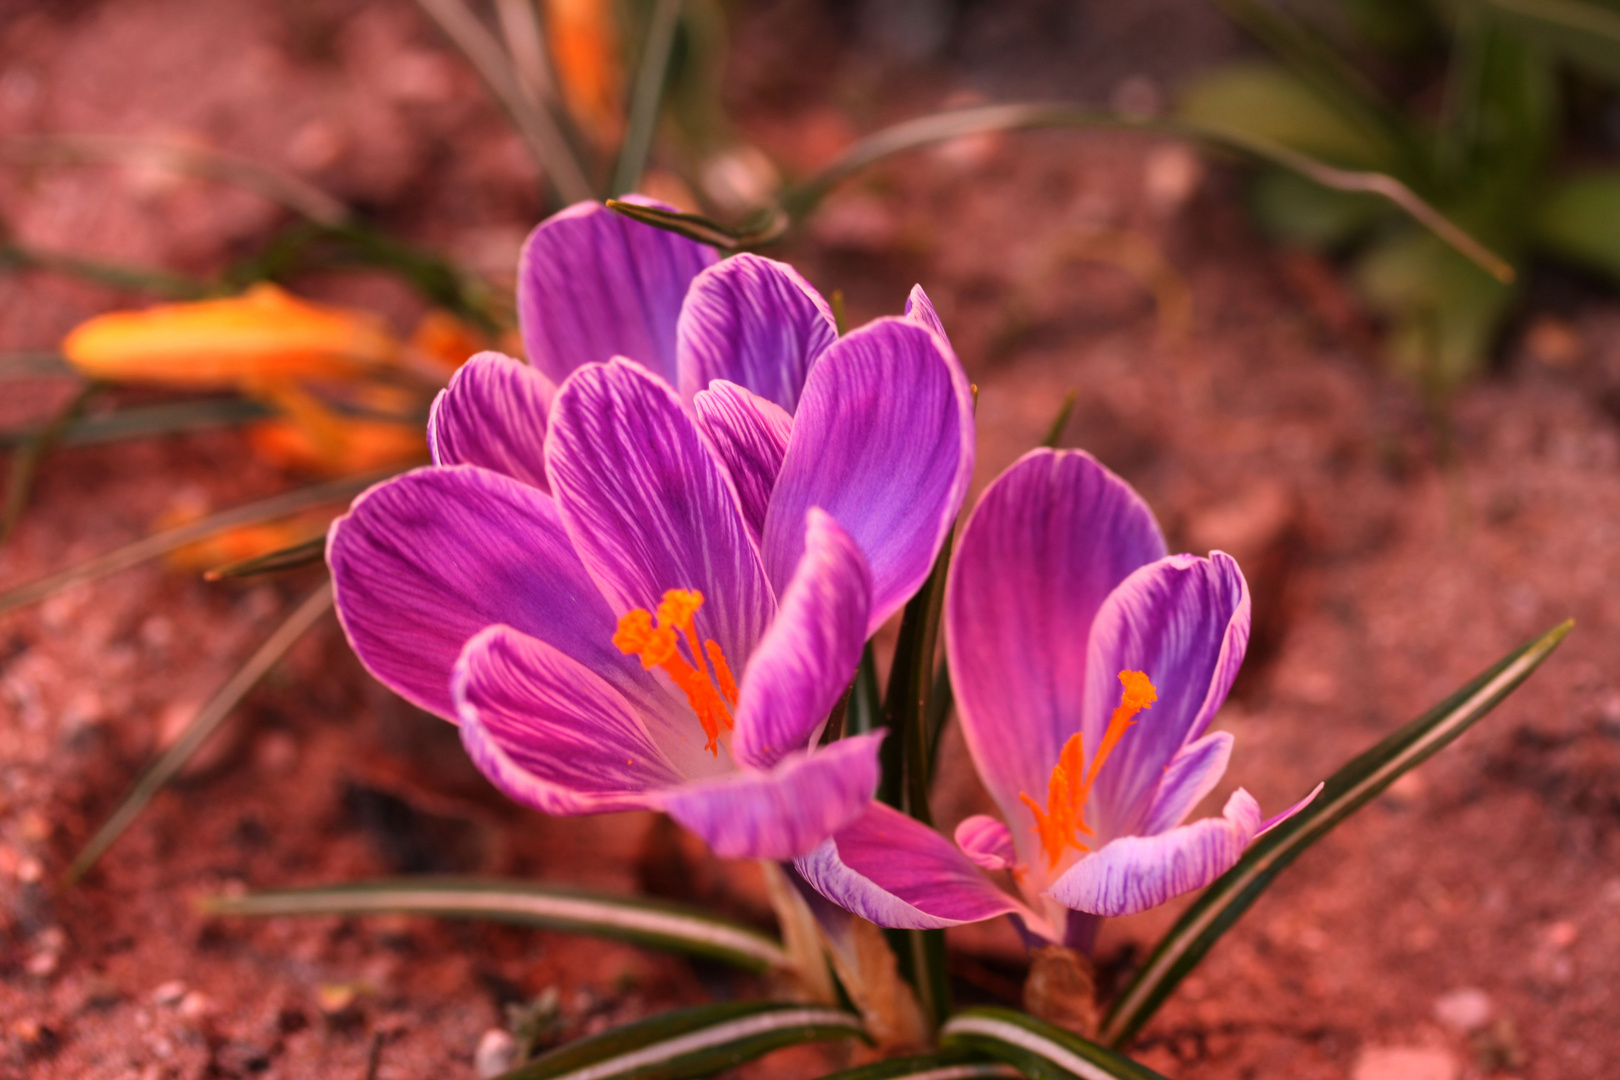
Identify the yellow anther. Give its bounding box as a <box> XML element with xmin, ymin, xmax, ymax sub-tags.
<box><xmin>1019</xmin><ymin>670</ymin><xmax>1158</xmax><ymax>869</ymax></box>
<box><xmin>612</xmin><ymin>591</ymin><xmax>737</xmax><ymax>756</ymax></box>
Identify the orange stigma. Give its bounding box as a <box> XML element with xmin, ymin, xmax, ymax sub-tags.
<box><xmin>612</xmin><ymin>589</ymin><xmax>737</xmax><ymax>755</ymax></box>
<box><xmin>1019</xmin><ymin>670</ymin><xmax>1157</xmax><ymax>869</ymax></box>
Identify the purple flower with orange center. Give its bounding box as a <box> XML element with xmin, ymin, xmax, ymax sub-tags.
<box><xmin>797</xmin><ymin>449</ymin><xmax>1319</xmax><ymax>946</ymax></box>
<box><xmin>327</xmin><ymin>200</ymin><xmax>975</xmax><ymax>860</ymax></box>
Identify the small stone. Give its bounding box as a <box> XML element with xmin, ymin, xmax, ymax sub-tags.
<box><xmin>474</xmin><ymin>1028</ymin><xmax>518</xmax><ymax>1079</ymax></box>
<box><xmin>152</xmin><ymin>980</ymin><xmax>187</xmax><ymax>1007</ymax></box>
<box><xmin>16</xmin><ymin>855</ymin><xmax>43</xmax><ymax>883</ymax></box>
<box><xmin>25</xmin><ymin>949</ymin><xmax>59</xmax><ymax>977</ymax></box>
<box><xmin>316</xmin><ymin>983</ymin><xmax>361</xmax><ymax>1015</ymax></box>
<box><xmin>1433</xmin><ymin>987</ymin><xmax>1492</xmax><ymax>1033</ymax></box>
<box><xmin>177</xmin><ymin>991</ymin><xmax>213</xmax><ymax>1021</ymax></box>
<box><xmin>1143</xmin><ymin>144</ymin><xmax>1202</xmax><ymax>214</ymax></box>
<box><xmin>1525</xmin><ymin>317</ymin><xmax>1583</xmax><ymax>368</ymax></box>
<box><xmin>1544</xmin><ymin>921</ymin><xmax>1578</xmax><ymax>948</ymax></box>
<box><xmin>1352</xmin><ymin>1046</ymin><xmax>1458</xmax><ymax>1080</ymax></box>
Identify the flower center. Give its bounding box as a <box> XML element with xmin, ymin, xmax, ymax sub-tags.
<box><xmin>612</xmin><ymin>589</ymin><xmax>739</xmax><ymax>756</ymax></box>
<box><xmin>1019</xmin><ymin>670</ymin><xmax>1158</xmax><ymax>869</ymax></box>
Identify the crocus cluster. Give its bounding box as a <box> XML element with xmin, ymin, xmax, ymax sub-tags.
<box><xmin>330</xmin><ymin>197</ymin><xmax>1314</xmax><ymax>944</ymax></box>
<box><xmin>328</xmin><ymin>199</ymin><xmax>974</xmax><ymax>860</ymax></box>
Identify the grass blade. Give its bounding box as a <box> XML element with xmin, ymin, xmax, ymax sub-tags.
<box><xmin>0</xmin><ymin>397</ymin><xmax>274</xmax><ymax>449</ymax></box>
<box><xmin>610</xmin><ymin>0</ymin><xmax>683</xmax><ymax>197</ymax></box>
<box><xmin>1099</xmin><ymin>619</ymin><xmax>1574</xmax><ymax>1047</ymax></box>
<box><xmin>777</xmin><ymin>104</ymin><xmax>1512</xmax><ymax>282</ymax></box>
<box><xmin>604</xmin><ymin>199</ymin><xmax>788</xmax><ymax>250</ymax></box>
<box><xmin>0</xmin><ymin>133</ymin><xmax>349</xmax><ymax>226</ymax></box>
<box><xmin>942</xmin><ymin>1007</ymin><xmax>1168</xmax><ymax>1080</ymax></box>
<box><xmin>815</xmin><ymin>1048</ymin><xmax>1019</xmax><ymax>1080</ymax></box>
<box><xmin>1040</xmin><ymin>390</ymin><xmax>1079</xmax><ymax>449</ymax></box>
<box><xmin>65</xmin><ymin>581</ymin><xmax>334</xmax><ymax>882</ymax></box>
<box><xmin>494</xmin><ymin>1000</ymin><xmax>864</xmax><ymax>1080</ymax></box>
<box><xmin>202</xmin><ymin>877</ymin><xmax>791</xmax><ymax>971</ymax></box>
<box><xmin>0</xmin><ymin>469</ymin><xmax>388</xmax><ymax>618</ymax></box>
<box><xmin>876</xmin><ymin>530</ymin><xmax>958</xmax><ymax>1030</ymax></box>
<box><xmin>0</xmin><ymin>351</ymin><xmax>76</xmax><ymax>379</ymax></box>
<box><xmin>1</xmin><ymin>382</ymin><xmax>99</xmax><ymax>546</ymax></box>
<box><xmin>205</xmin><ymin>536</ymin><xmax>327</xmax><ymax>580</ymax></box>
<box><xmin>412</xmin><ymin>0</ymin><xmax>594</xmax><ymax>203</ymax></box>
<box><xmin>0</xmin><ymin>242</ymin><xmax>211</xmax><ymax>298</ymax></box>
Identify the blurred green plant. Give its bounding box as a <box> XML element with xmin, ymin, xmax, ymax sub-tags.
<box><xmin>1180</xmin><ymin>0</ymin><xmax>1620</xmax><ymax>395</ymax></box>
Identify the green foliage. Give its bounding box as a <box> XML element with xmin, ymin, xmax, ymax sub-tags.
<box><xmin>492</xmin><ymin>1001</ymin><xmax>865</xmax><ymax>1080</ymax></box>
<box><xmin>941</xmin><ymin>1008</ymin><xmax>1169</xmax><ymax>1080</ymax></box>
<box><xmin>1181</xmin><ymin>0</ymin><xmax>1620</xmax><ymax>394</ymax></box>
<box><xmin>204</xmin><ymin>878</ymin><xmax>792</xmax><ymax>972</ymax></box>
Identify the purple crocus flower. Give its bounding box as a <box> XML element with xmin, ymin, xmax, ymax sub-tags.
<box><xmin>327</xmin><ymin>200</ymin><xmax>975</xmax><ymax>861</ymax></box>
<box><xmin>797</xmin><ymin>449</ymin><xmax>1318</xmax><ymax>946</ymax></box>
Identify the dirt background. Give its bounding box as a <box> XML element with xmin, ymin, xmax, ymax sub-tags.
<box><xmin>1</xmin><ymin>1</ymin><xmax>1618</xmax><ymax>1078</ymax></box>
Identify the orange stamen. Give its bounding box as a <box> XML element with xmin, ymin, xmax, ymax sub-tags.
<box><xmin>613</xmin><ymin>590</ymin><xmax>737</xmax><ymax>755</ymax></box>
<box><xmin>705</xmin><ymin>640</ymin><xmax>739</xmax><ymax>705</ymax></box>
<box><xmin>1019</xmin><ymin>670</ymin><xmax>1158</xmax><ymax>869</ymax></box>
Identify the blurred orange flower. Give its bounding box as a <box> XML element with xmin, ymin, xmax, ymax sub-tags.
<box><xmin>546</xmin><ymin>0</ymin><xmax>624</xmax><ymax>149</ymax></box>
<box><xmin>61</xmin><ymin>283</ymin><xmax>400</xmax><ymax>388</ymax></box>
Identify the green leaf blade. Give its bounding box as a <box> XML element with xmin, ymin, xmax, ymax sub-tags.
<box><xmin>1100</xmin><ymin>619</ymin><xmax>1573</xmax><ymax>1047</ymax></box>
<box><xmin>815</xmin><ymin>1048</ymin><xmax>1019</xmax><ymax>1080</ymax></box>
<box><xmin>941</xmin><ymin>1007</ymin><xmax>1169</xmax><ymax>1080</ymax></box>
<box><xmin>495</xmin><ymin>1000</ymin><xmax>865</xmax><ymax>1080</ymax></box>
<box><xmin>203</xmin><ymin>878</ymin><xmax>792</xmax><ymax>972</ymax></box>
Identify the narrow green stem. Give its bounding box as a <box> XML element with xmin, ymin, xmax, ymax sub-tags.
<box><xmin>611</xmin><ymin>0</ymin><xmax>683</xmax><ymax>197</ymax></box>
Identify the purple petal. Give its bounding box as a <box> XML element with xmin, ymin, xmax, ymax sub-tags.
<box><xmin>454</xmin><ymin>625</ymin><xmax>689</xmax><ymax>813</ymax></box>
<box><xmin>763</xmin><ymin>317</ymin><xmax>974</xmax><ymax>632</ymax></box>
<box><xmin>733</xmin><ymin>509</ymin><xmax>871</xmax><ymax>769</ymax></box>
<box><xmin>796</xmin><ymin>801</ymin><xmax>1044</xmax><ymax>933</ymax></box>
<box><xmin>546</xmin><ymin>358</ymin><xmax>775</xmax><ymax>668</ymax></box>
<box><xmin>428</xmin><ymin>351</ymin><xmax>554</xmax><ymax>490</ymax></box>
<box><xmin>660</xmin><ymin>733</ymin><xmax>884</xmax><ymax>859</ymax></box>
<box><xmin>692</xmin><ymin>380</ymin><xmax>792</xmax><ymax>541</ymax></box>
<box><xmin>904</xmin><ymin>284</ymin><xmax>947</xmax><ymax>340</ymax></box>
<box><xmin>954</xmin><ymin>815</ymin><xmax>1017</xmax><ymax>872</ymax></box>
<box><xmin>1260</xmin><ymin>781</ymin><xmax>1323</xmax><ymax>835</ymax></box>
<box><xmin>676</xmin><ymin>253</ymin><xmax>837</xmax><ymax>412</ymax></box>
<box><xmin>1084</xmin><ymin>552</ymin><xmax>1250</xmax><ymax>840</ymax></box>
<box><xmin>517</xmin><ymin>199</ymin><xmax>716</xmax><ymax>387</ymax></box>
<box><xmin>1140</xmin><ymin>731</ymin><xmax>1234</xmax><ymax>836</ymax></box>
<box><xmin>328</xmin><ymin>466</ymin><xmax>655</xmax><ymax>721</ymax></box>
<box><xmin>1045</xmin><ymin>789</ymin><xmax>1262</xmax><ymax>917</ymax></box>
<box><xmin>944</xmin><ymin>449</ymin><xmax>1167</xmax><ymax>856</ymax></box>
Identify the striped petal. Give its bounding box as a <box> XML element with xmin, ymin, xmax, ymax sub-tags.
<box><xmin>692</xmin><ymin>380</ymin><xmax>791</xmax><ymax>541</ymax></box>
<box><xmin>661</xmin><ymin>734</ymin><xmax>885</xmax><ymax>860</ymax></box>
<box><xmin>546</xmin><ymin>358</ymin><xmax>775</xmax><ymax>669</ymax></box>
<box><xmin>327</xmin><ymin>466</ymin><xmax>659</xmax><ymax>721</ymax></box>
<box><xmin>1045</xmin><ymin>789</ymin><xmax>1262</xmax><ymax>917</ymax></box>
<box><xmin>517</xmin><ymin>199</ymin><xmax>716</xmax><ymax>387</ymax></box>
<box><xmin>454</xmin><ymin>625</ymin><xmax>691</xmax><ymax>812</ymax></box>
<box><xmin>763</xmin><ymin>318</ymin><xmax>974</xmax><ymax>633</ymax></box>
<box><xmin>796</xmin><ymin>802</ymin><xmax>1045</xmax><ymax>934</ymax></box>
<box><xmin>1083</xmin><ymin>552</ymin><xmax>1249</xmax><ymax>841</ymax></box>
<box><xmin>676</xmin><ymin>253</ymin><xmax>837</xmax><ymax>412</ymax></box>
<box><xmin>428</xmin><ymin>351</ymin><xmax>554</xmax><ymax>490</ymax></box>
<box><xmin>732</xmin><ymin>509</ymin><xmax>871</xmax><ymax>769</ymax></box>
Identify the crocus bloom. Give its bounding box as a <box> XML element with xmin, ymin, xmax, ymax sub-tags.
<box><xmin>798</xmin><ymin>449</ymin><xmax>1318</xmax><ymax>946</ymax></box>
<box><xmin>328</xmin><ymin>202</ymin><xmax>974</xmax><ymax>860</ymax></box>
<box><xmin>61</xmin><ymin>283</ymin><xmax>400</xmax><ymax>387</ymax></box>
